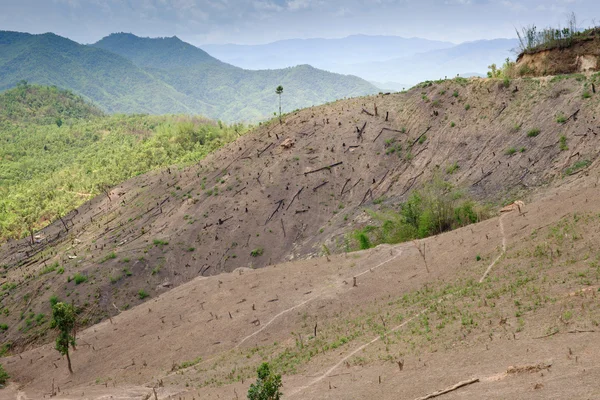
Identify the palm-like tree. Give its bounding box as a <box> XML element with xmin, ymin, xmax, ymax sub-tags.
<box><xmin>275</xmin><ymin>85</ymin><xmax>283</xmax><ymax>123</ymax></box>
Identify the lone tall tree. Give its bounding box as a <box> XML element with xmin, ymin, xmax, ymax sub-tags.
<box><xmin>51</xmin><ymin>302</ymin><xmax>76</xmax><ymax>374</ymax></box>
<box><xmin>275</xmin><ymin>85</ymin><xmax>283</xmax><ymax>123</ymax></box>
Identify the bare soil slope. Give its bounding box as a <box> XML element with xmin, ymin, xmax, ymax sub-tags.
<box><xmin>2</xmin><ymin>75</ymin><xmax>600</xmax><ymax>353</ymax></box>
<box><xmin>3</xmin><ymin>176</ymin><xmax>600</xmax><ymax>399</ymax></box>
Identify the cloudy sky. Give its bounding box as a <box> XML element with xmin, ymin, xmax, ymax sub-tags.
<box><xmin>1</xmin><ymin>0</ymin><xmax>599</xmax><ymax>45</ymax></box>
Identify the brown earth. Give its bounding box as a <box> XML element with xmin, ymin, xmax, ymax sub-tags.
<box><xmin>1</xmin><ymin>75</ymin><xmax>600</xmax><ymax>351</ymax></box>
<box><xmin>516</xmin><ymin>31</ymin><xmax>600</xmax><ymax>76</ymax></box>
<box><xmin>1</xmin><ymin>74</ymin><xmax>600</xmax><ymax>398</ymax></box>
<box><xmin>2</xmin><ymin>173</ymin><xmax>599</xmax><ymax>399</ymax></box>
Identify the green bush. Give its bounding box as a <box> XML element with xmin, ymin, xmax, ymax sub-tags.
<box><xmin>0</xmin><ymin>363</ymin><xmax>9</xmax><ymax>386</ymax></box>
<box><xmin>527</xmin><ymin>128</ymin><xmax>540</xmax><ymax>137</ymax></box>
<box><xmin>138</xmin><ymin>289</ymin><xmax>149</xmax><ymax>300</ymax></box>
<box><xmin>250</xmin><ymin>248</ymin><xmax>264</xmax><ymax>257</ymax></box>
<box><xmin>73</xmin><ymin>273</ymin><xmax>88</xmax><ymax>285</ymax></box>
<box><xmin>247</xmin><ymin>362</ymin><xmax>282</xmax><ymax>400</ymax></box>
<box><xmin>350</xmin><ymin>176</ymin><xmax>487</xmax><ymax>250</ymax></box>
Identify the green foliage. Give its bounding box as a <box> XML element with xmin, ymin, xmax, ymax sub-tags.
<box><xmin>51</xmin><ymin>302</ymin><xmax>76</xmax><ymax>373</ymax></box>
<box><xmin>138</xmin><ymin>289</ymin><xmax>149</xmax><ymax>299</ymax></box>
<box><xmin>582</xmin><ymin>91</ymin><xmax>592</xmax><ymax>99</ymax></box>
<box><xmin>559</xmin><ymin>135</ymin><xmax>568</xmax><ymax>151</ymax></box>
<box><xmin>73</xmin><ymin>273</ymin><xmax>87</xmax><ymax>285</ymax></box>
<box><xmin>505</xmin><ymin>148</ymin><xmax>517</xmax><ymax>156</ymax></box>
<box><xmin>527</xmin><ymin>128</ymin><xmax>540</xmax><ymax>137</ymax></box>
<box><xmin>556</xmin><ymin>114</ymin><xmax>567</xmax><ymax>123</ymax></box>
<box><xmin>250</xmin><ymin>248</ymin><xmax>264</xmax><ymax>257</ymax></box>
<box><xmin>464</xmin><ymin>104</ymin><xmax>471</xmax><ymax>111</ymax></box>
<box><xmin>565</xmin><ymin>159</ymin><xmax>591</xmax><ymax>175</ymax></box>
<box><xmin>446</xmin><ymin>162</ymin><xmax>459</xmax><ymax>175</ymax></box>
<box><xmin>0</xmin><ymin>85</ymin><xmax>250</xmax><ymax>241</ymax></box>
<box><xmin>0</xmin><ymin>323</ymin><xmax>8</xmax><ymax>331</ymax></box>
<box><xmin>0</xmin><ymin>363</ymin><xmax>9</xmax><ymax>386</ymax></box>
<box><xmin>153</xmin><ymin>239</ymin><xmax>169</xmax><ymax>246</ymax></box>
<box><xmin>351</xmin><ymin>176</ymin><xmax>485</xmax><ymax>249</ymax></box>
<box><xmin>516</xmin><ymin>13</ymin><xmax>582</xmax><ymax>54</ymax></box>
<box><xmin>247</xmin><ymin>362</ymin><xmax>283</xmax><ymax>400</ymax></box>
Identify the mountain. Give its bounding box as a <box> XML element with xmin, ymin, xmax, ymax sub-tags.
<box><xmin>92</xmin><ymin>33</ymin><xmax>379</xmax><ymax>121</ymax></box>
<box><xmin>92</xmin><ymin>32</ymin><xmax>219</xmax><ymax>69</ymax></box>
<box><xmin>204</xmin><ymin>36</ymin><xmax>519</xmax><ymax>87</ymax></box>
<box><xmin>0</xmin><ymin>31</ymin><xmax>202</xmax><ymax>115</ymax></box>
<box><xmin>338</xmin><ymin>39</ymin><xmax>520</xmax><ymax>85</ymax></box>
<box><xmin>0</xmin><ymin>31</ymin><xmax>378</xmax><ymax>122</ymax></box>
<box><xmin>0</xmin><ymin>82</ymin><xmax>103</xmax><ymax>125</ymax></box>
<box><xmin>202</xmin><ymin>35</ymin><xmax>455</xmax><ymax>71</ymax></box>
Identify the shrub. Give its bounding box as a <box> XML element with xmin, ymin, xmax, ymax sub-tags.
<box><xmin>559</xmin><ymin>135</ymin><xmax>568</xmax><ymax>151</ymax></box>
<box><xmin>247</xmin><ymin>362</ymin><xmax>282</xmax><ymax>400</ymax></box>
<box><xmin>582</xmin><ymin>91</ymin><xmax>592</xmax><ymax>99</ymax></box>
<box><xmin>100</xmin><ymin>252</ymin><xmax>117</xmax><ymax>263</ymax></box>
<box><xmin>452</xmin><ymin>90</ymin><xmax>459</xmax><ymax>98</ymax></box>
<box><xmin>464</xmin><ymin>104</ymin><xmax>471</xmax><ymax>111</ymax></box>
<box><xmin>250</xmin><ymin>248</ymin><xmax>264</xmax><ymax>257</ymax></box>
<box><xmin>556</xmin><ymin>114</ymin><xmax>567</xmax><ymax>123</ymax></box>
<box><xmin>0</xmin><ymin>323</ymin><xmax>8</xmax><ymax>331</ymax></box>
<box><xmin>527</xmin><ymin>128</ymin><xmax>540</xmax><ymax>137</ymax></box>
<box><xmin>73</xmin><ymin>273</ymin><xmax>87</xmax><ymax>285</ymax></box>
<box><xmin>505</xmin><ymin>148</ymin><xmax>517</xmax><ymax>156</ymax></box>
<box><xmin>565</xmin><ymin>159</ymin><xmax>591</xmax><ymax>175</ymax></box>
<box><xmin>0</xmin><ymin>363</ymin><xmax>9</xmax><ymax>386</ymax></box>
<box><xmin>153</xmin><ymin>239</ymin><xmax>169</xmax><ymax>246</ymax></box>
<box><xmin>138</xmin><ymin>289</ymin><xmax>149</xmax><ymax>300</ymax></box>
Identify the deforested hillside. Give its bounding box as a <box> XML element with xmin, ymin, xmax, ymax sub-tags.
<box><xmin>1</xmin><ymin>74</ymin><xmax>600</xmax><ymax>354</ymax></box>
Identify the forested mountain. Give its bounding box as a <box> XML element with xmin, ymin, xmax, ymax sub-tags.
<box><xmin>0</xmin><ymin>31</ymin><xmax>378</xmax><ymax>121</ymax></box>
<box><xmin>0</xmin><ymin>31</ymin><xmax>201</xmax><ymax>115</ymax></box>
<box><xmin>93</xmin><ymin>33</ymin><xmax>379</xmax><ymax>121</ymax></box>
<box><xmin>0</xmin><ymin>84</ymin><xmax>249</xmax><ymax>240</ymax></box>
<box><xmin>0</xmin><ymin>82</ymin><xmax>103</xmax><ymax>125</ymax></box>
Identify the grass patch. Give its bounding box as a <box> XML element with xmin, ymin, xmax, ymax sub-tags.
<box><xmin>100</xmin><ymin>252</ymin><xmax>117</xmax><ymax>263</ymax></box>
<box><xmin>527</xmin><ymin>128</ymin><xmax>540</xmax><ymax>137</ymax></box>
<box><xmin>565</xmin><ymin>159</ymin><xmax>591</xmax><ymax>175</ymax></box>
<box><xmin>138</xmin><ymin>289</ymin><xmax>149</xmax><ymax>300</ymax></box>
<box><xmin>250</xmin><ymin>248</ymin><xmax>264</xmax><ymax>257</ymax></box>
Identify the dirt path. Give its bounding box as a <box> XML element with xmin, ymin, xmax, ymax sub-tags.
<box><xmin>288</xmin><ymin>210</ymin><xmax>511</xmax><ymax>397</ymax></box>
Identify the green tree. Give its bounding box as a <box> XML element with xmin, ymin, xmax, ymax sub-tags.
<box><xmin>275</xmin><ymin>85</ymin><xmax>283</xmax><ymax>124</ymax></box>
<box><xmin>247</xmin><ymin>362</ymin><xmax>282</xmax><ymax>400</ymax></box>
<box><xmin>51</xmin><ymin>302</ymin><xmax>77</xmax><ymax>374</ymax></box>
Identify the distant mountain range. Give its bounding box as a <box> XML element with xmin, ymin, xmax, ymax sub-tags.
<box><xmin>0</xmin><ymin>31</ymin><xmax>378</xmax><ymax>122</ymax></box>
<box><xmin>204</xmin><ymin>36</ymin><xmax>519</xmax><ymax>87</ymax></box>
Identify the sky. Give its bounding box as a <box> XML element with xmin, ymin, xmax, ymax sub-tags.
<box><xmin>1</xmin><ymin>0</ymin><xmax>599</xmax><ymax>45</ymax></box>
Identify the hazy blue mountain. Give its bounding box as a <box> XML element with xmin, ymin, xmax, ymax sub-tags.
<box><xmin>202</xmin><ymin>35</ymin><xmax>455</xmax><ymax>71</ymax></box>
<box><xmin>203</xmin><ymin>36</ymin><xmax>519</xmax><ymax>87</ymax></box>
<box><xmin>338</xmin><ymin>39</ymin><xmax>520</xmax><ymax>85</ymax></box>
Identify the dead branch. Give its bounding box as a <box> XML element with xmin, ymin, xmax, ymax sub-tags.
<box><xmin>413</xmin><ymin>378</ymin><xmax>479</xmax><ymax>400</ymax></box>
<box><xmin>265</xmin><ymin>199</ymin><xmax>284</xmax><ymax>224</ymax></box>
<box><xmin>372</xmin><ymin>127</ymin><xmax>404</xmax><ymax>143</ymax></box>
<box><xmin>303</xmin><ymin>161</ymin><xmax>343</xmax><ymax>176</ymax></box>
<box><xmin>280</xmin><ymin>219</ymin><xmax>286</xmax><ymax>238</ymax></box>
<box><xmin>412</xmin><ymin>241</ymin><xmax>430</xmax><ymax>273</ymax></box>
<box><xmin>312</xmin><ymin>181</ymin><xmax>329</xmax><ymax>192</ymax></box>
<box><xmin>361</xmin><ymin>108</ymin><xmax>374</xmax><ymax>116</ymax></box>
<box><xmin>400</xmin><ymin>171</ymin><xmax>424</xmax><ymax>196</ymax></box>
<box><xmin>356</xmin><ymin>122</ymin><xmax>367</xmax><ymax>140</ymax></box>
<box><xmin>340</xmin><ymin>178</ymin><xmax>351</xmax><ymax>196</ymax></box>
<box><xmin>359</xmin><ymin>188</ymin><xmax>373</xmax><ymax>206</ymax></box>
<box><xmin>233</xmin><ymin>186</ymin><xmax>247</xmax><ymax>196</ymax></box>
<box><xmin>286</xmin><ymin>187</ymin><xmax>304</xmax><ymax>210</ymax></box>
<box><xmin>411</xmin><ymin>126</ymin><xmax>432</xmax><ymax>147</ymax></box>
<box><xmin>258</xmin><ymin>143</ymin><xmax>273</xmax><ymax>157</ymax></box>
